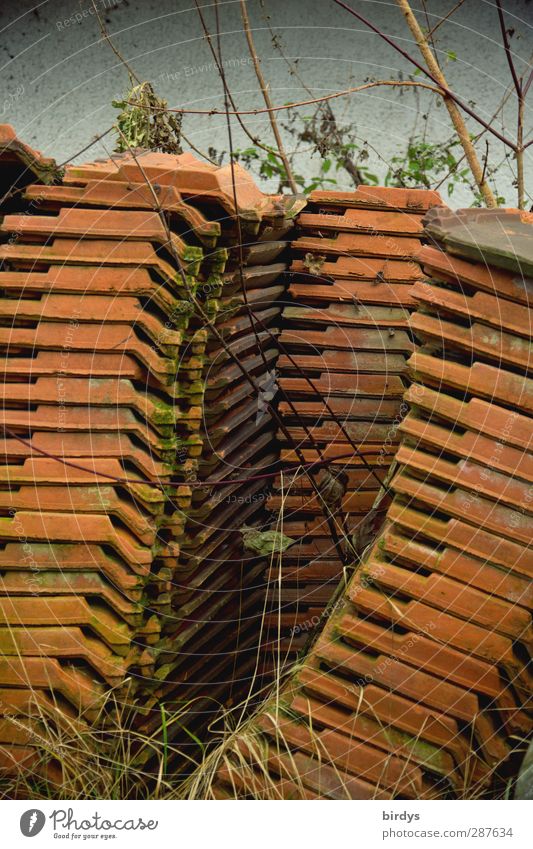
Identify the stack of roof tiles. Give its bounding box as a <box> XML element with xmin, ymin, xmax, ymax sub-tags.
<box><xmin>262</xmin><ymin>187</ymin><xmax>443</xmax><ymax>672</ymax></box>
<box><xmin>0</xmin><ymin>126</ymin><xmax>303</xmax><ymax>775</ymax></box>
<box><xmin>214</xmin><ymin>206</ymin><xmax>532</xmax><ymax>800</ymax></box>
<box><xmin>0</xmin><ymin>125</ymin><xmax>58</xmax><ymax>205</ymax></box>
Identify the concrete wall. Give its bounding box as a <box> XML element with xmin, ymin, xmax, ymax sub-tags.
<box><xmin>1</xmin><ymin>0</ymin><xmax>532</xmax><ymax>206</ymax></box>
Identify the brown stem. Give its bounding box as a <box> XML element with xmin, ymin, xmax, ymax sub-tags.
<box><xmin>496</xmin><ymin>0</ymin><xmax>522</xmax><ymax>97</ymax></box>
<box><xmin>239</xmin><ymin>0</ymin><xmax>298</xmax><ymax>193</ymax></box>
<box><xmin>91</xmin><ymin>0</ymin><xmax>139</xmax><ymax>85</ymax></box>
<box><xmin>426</xmin><ymin>0</ymin><xmax>466</xmax><ymax>39</ymax></box>
<box><xmin>127</xmin><ymin>78</ymin><xmax>440</xmax><ymax>115</ymax></box>
<box><xmin>523</xmin><ymin>66</ymin><xmax>533</xmax><ymax>97</ymax></box>
<box><xmin>496</xmin><ymin>0</ymin><xmax>526</xmax><ymax>209</ymax></box>
<box><xmin>332</xmin><ymin>0</ymin><xmax>515</xmax><ymax>151</ymax></box>
<box><xmin>194</xmin><ymin>0</ymin><xmax>286</xmax><ymax>162</ymax></box>
<box><xmin>517</xmin><ymin>94</ymin><xmax>525</xmax><ymax>209</ymax></box>
<box><xmin>394</xmin><ymin>0</ymin><xmax>497</xmax><ymax>207</ymax></box>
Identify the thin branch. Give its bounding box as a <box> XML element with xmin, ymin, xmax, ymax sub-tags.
<box><xmin>496</xmin><ymin>0</ymin><xmax>522</xmax><ymax>97</ymax></box>
<box><xmin>480</xmin><ymin>138</ymin><xmax>489</xmax><ymax>187</ymax></box>
<box><xmin>56</xmin><ymin>126</ymin><xmax>115</xmax><ymax>168</ymax></box>
<box><xmin>331</xmin><ymin>0</ymin><xmax>516</xmax><ymax>151</ymax></box>
<box><xmin>217</xmin><ymin>0</ymin><xmax>360</xmax><ymax>554</ymax></box>
<box><xmin>91</xmin><ymin>0</ymin><xmax>139</xmax><ymax>85</ymax></box>
<box><xmin>393</xmin><ymin>0</ymin><xmax>496</xmax><ymax>206</ymax></box>
<box><xmin>194</xmin><ymin>0</ymin><xmax>287</xmax><ymax>160</ymax></box>
<box><xmin>420</xmin><ymin>0</ymin><xmax>437</xmax><ymax>60</ymax></box>
<box><xmin>89</xmin><ymin>2</ymin><xmax>375</xmax><ymax>559</ymax></box>
<box><xmin>426</xmin><ymin>0</ymin><xmax>466</xmax><ymax>40</ymax></box>
<box><xmin>92</xmin><ymin>0</ymin><xmax>215</xmax><ymax>164</ymax></box>
<box><xmin>517</xmin><ymin>94</ymin><xmax>525</xmax><ymax>208</ymax></box>
<box><xmin>179</xmin><ymin>130</ymin><xmax>220</xmax><ymax>165</ymax></box>
<box><xmin>239</xmin><ymin>0</ymin><xmax>298</xmax><ymax>192</ymax></box>
<box><xmin>127</xmin><ymin>78</ymin><xmax>441</xmax><ymax>114</ymax></box>
<box><xmin>495</xmin><ymin>1</ymin><xmax>528</xmax><ymax>208</ymax></box>
<box><xmin>523</xmin><ymin>66</ymin><xmax>533</xmax><ymax>97</ymax></box>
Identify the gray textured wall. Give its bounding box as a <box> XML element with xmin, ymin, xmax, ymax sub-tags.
<box><xmin>1</xmin><ymin>0</ymin><xmax>532</xmax><ymax>206</ymax></box>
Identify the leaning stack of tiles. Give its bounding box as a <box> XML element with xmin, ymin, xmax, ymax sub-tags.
<box><xmin>0</xmin><ymin>145</ymin><xmax>208</xmax><ymax>774</ymax></box>
<box><xmin>262</xmin><ymin>186</ymin><xmax>443</xmax><ymax>672</ymax></box>
<box><xmin>0</xmin><ymin>127</ymin><xmax>73</xmax><ymax>777</ymax></box>
<box><xmin>0</xmin><ymin>124</ymin><xmax>59</xmax><ymax>206</ymax></box>
<box><xmin>213</xmin><ymin>206</ymin><xmax>532</xmax><ymax>800</ymax></box>
<box><xmin>0</xmin><ymin>133</ymin><xmax>304</xmax><ymax>775</ymax></box>
<box><xmin>137</xmin><ymin>165</ymin><xmax>304</xmax><ymax>763</ymax></box>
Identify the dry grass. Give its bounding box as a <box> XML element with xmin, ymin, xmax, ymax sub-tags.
<box><xmin>0</xmin><ymin>686</ymin><xmax>199</xmax><ymax>800</ymax></box>
<box><xmin>0</xmin><ymin>666</ymin><xmax>514</xmax><ymax>801</ymax></box>
<box><xmin>0</xmin><ymin>490</ymin><xmax>514</xmax><ymax>802</ymax></box>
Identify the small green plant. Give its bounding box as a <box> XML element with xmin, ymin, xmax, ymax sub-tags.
<box><xmin>113</xmin><ymin>81</ymin><xmax>183</xmax><ymax>154</ymax></box>
<box><xmin>386</xmin><ymin>135</ymin><xmax>471</xmax><ymax>196</ymax></box>
<box><xmin>228</xmin><ymin>145</ymin><xmax>338</xmax><ymax>194</ymax></box>
<box><xmin>385</xmin><ymin>134</ymin><xmax>505</xmax><ymax>205</ymax></box>
<box><xmin>211</xmin><ymin>121</ymin><xmax>504</xmax><ymax>205</ymax></box>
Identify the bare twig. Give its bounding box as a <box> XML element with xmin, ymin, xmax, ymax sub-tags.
<box><xmin>426</xmin><ymin>0</ymin><xmax>466</xmax><ymax>40</ymax></box>
<box><xmin>56</xmin><ymin>126</ymin><xmax>116</xmax><ymax>168</ymax></box>
<box><xmin>496</xmin><ymin>0</ymin><xmax>522</xmax><ymax>97</ymax></box>
<box><xmin>127</xmin><ymin>78</ymin><xmax>441</xmax><ymax>115</ymax></box>
<box><xmin>92</xmin><ymin>0</ymin><xmax>215</xmax><ymax>164</ymax></box>
<box><xmin>496</xmin><ymin>0</ymin><xmax>527</xmax><ymax>208</ymax></box>
<box><xmin>239</xmin><ymin>0</ymin><xmax>298</xmax><ymax>192</ymax></box>
<box><xmin>517</xmin><ymin>94</ymin><xmax>525</xmax><ymax>208</ymax></box>
<box><xmin>394</xmin><ymin>0</ymin><xmax>496</xmax><ymax>206</ymax></box>
<box><xmin>331</xmin><ymin>0</ymin><xmax>516</xmax><ymax>151</ymax></box>
<box><xmin>194</xmin><ymin>0</ymin><xmax>289</xmax><ymax>161</ymax></box>
<box><xmin>259</xmin><ymin>0</ymin><xmax>315</xmax><ymax>96</ymax></box>
<box><xmin>91</xmin><ymin>0</ymin><xmax>138</xmax><ymax>85</ymax></box>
